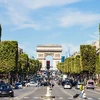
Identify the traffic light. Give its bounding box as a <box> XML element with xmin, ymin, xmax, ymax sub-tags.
<box><xmin>46</xmin><ymin>60</ymin><xmax>50</xmax><ymax>70</ymax></box>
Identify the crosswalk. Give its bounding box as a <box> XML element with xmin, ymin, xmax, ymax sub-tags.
<box><xmin>0</xmin><ymin>97</ymin><xmax>100</xmax><ymax>100</ymax></box>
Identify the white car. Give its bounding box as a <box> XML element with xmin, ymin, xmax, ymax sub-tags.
<box><xmin>63</xmin><ymin>82</ymin><xmax>72</xmax><ymax>89</ymax></box>
<box><xmin>26</xmin><ymin>81</ymin><xmax>37</xmax><ymax>87</ymax></box>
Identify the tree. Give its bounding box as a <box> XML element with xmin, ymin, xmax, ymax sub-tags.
<box><xmin>18</xmin><ymin>53</ymin><xmax>29</xmax><ymax>77</ymax></box>
<box><xmin>74</xmin><ymin>55</ymin><xmax>81</xmax><ymax>74</ymax></box>
<box><xmin>28</xmin><ymin>58</ymin><xmax>41</xmax><ymax>75</ymax></box>
<box><xmin>0</xmin><ymin>41</ymin><xmax>18</xmax><ymax>84</ymax></box>
<box><xmin>0</xmin><ymin>41</ymin><xmax>18</xmax><ymax>73</ymax></box>
<box><xmin>80</xmin><ymin>45</ymin><xmax>96</xmax><ymax>74</ymax></box>
<box><xmin>95</xmin><ymin>54</ymin><xmax>100</xmax><ymax>74</ymax></box>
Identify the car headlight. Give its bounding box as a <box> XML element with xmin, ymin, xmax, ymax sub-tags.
<box><xmin>0</xmin><ymin>91</ymin><xmax>1</xmax><ymax>93</ymax></box>
<box><xmin>9</xmin><ymin>91</ymin><xmax>13</xmax><ymax>93</ymax></box>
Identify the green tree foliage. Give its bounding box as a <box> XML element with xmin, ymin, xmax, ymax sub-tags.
<box><xmin>57</xmin><ymin>57</ymin><xmax>74</xmax><ymax>74</ymax></box>
<box><xmin>80</xmin><ymin>45</ymin><xmax>96</xmax><ymax>74</ymax></box>
<box><xmin>95</xmin><ymin>54</ymin><xmax>100</xmax><ymax>74</ymax></box>
<box><xmin>0</xmin><ymin>41</ymin><xmax>18</xmax><ymax>73</ymax></box>
<box><xmin>70</xmin><ymin>57</ymin><xmax>75</xmax><ymax>74</ymax></box>
<box><xmin>57</xmin><ymin>62</ymin><xmax>64</xmax><ymax>73</ymax></box>
<box><xmin>18</xmin><ymin>53</ymin><xmax>29</xmax><ymax>75</ymax></box>
<box><xmin>74</xmin><ymin>55</ymin><xmax>81</xmax><ymax>74</ymax></box>
<box><xmin>28</xmin><ymin>58</ymin><xmax>41</xmax><ymax>75</ymax></box>
<box><xmin>64</xmin><ymin>58</ymin><xmax>68</xmax><ymax>73</ymax></box>
<box><xmin>33</xmin><ymin>60</ymin><xmax>42</xmax><ymax>72</ymax></box>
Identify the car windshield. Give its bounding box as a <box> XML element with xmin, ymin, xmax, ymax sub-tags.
<box><xmin>88</xmin><ymin>82</ymin><xmax>94</xmax><ymax>85</ymax></box>
<box><xmin>0</xmin><ymin>85</ymin><xmax>11</xmax><ymax>89</ymax></box>
<box><xmin>65</xmin><ymin>82</ymin><xmax>71</xmax><ymax>85</ymax></box>
<box><xmin>16</xmin><ymin>83</ymin><xmax>21</xmax><ymax>85</ymax></box>
<box><xmin>30</xmin><ymin>81</ymin><xmax>35</xmax><ymax>84</ymax></box>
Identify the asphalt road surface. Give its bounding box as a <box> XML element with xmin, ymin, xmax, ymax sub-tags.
<box><xmin>0</xmin><ymin>82</ymin><xmax>100</xmax><ymax>100</ymax></box>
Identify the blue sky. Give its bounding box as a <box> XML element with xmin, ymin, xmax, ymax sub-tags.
<box><xmin>0</xmin><ymin>0</ymin><xmax>100</xmax><ymax>60</ymax></box>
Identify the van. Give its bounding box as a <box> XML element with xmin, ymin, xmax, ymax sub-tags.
<box><xmin>86</xmin><ymin>79</ymin><xmax>95</xmax><ymax>89</ymax></box>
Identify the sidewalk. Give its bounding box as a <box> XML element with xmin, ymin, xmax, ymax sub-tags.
<box><xmin>95</xmin><ymin>86</ymin><xmax>100</xmax><ymax>90</ymax></box>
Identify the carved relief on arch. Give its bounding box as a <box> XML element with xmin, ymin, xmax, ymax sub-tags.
<box><xmin>44</xmin><ymin>53</ymin><xmax>54</xmax><ymax>57</ymax></box>
<box><xmin>55</xmin><ymin>54</ymin><xmax>60</xmax><ymax>57</ymax></box>
<box><xmin>38</xmin><ymin>53</ymin><xmax>44</xmax><ymax>58</ymax></box>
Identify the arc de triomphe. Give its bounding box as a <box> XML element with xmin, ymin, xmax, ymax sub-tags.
<box><xmin>36</xmin><ymin>44</ymin><xmax>62</xmax><ymax>70</ymax></box>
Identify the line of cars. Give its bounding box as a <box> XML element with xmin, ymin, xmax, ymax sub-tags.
<box><xmin>57</xmin><ymin>77</ymin><xmax>95</xmax><ymax>90</ymax></box>
<box><xmin>0</xmin><ymin>79</ymin><xmax>37</xmax><ymax>97</ymax></box>
<box><xmin>75</xmin><ymin>79</ymin><xmax>95</xmax><ymax>89</ymax></box>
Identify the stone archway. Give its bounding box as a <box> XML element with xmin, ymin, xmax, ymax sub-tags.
<box><xmin>36</xmin><ymin>44</ymin><xmax>62</xmax><ymax>71</ymax></box>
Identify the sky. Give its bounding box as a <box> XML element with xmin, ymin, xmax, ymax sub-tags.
<box><xmin>0</xmin><ymin>0</ymin><xmax>100</xmax><ymax>61</ymax></box>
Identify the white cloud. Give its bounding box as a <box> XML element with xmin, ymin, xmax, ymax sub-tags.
<box><xmin>0</xmin><ymin>0</ymin><xmax>39</xmax><ymax>30</ymax></box>
<box><xmin>15</xmin><ymin>0</ymin><xmax>81</xmax><ymax>9</ymax></box>
<box><xmin>11</xmin><ymin>23</ymin><xmax>39</xmax><ymax>31</ymax></box>
<box><xmin>59</xmin><ymin>11</ymin><xmax>100</xmax><ymax>28</ymax></box>
<box><xmin>61</xmin><ymin>43</ymin><xmax>79</xmax><ymax>56</ymax></box>
<box><xmin>1</xmin><ymin>0</ymin><xmax>100</xmax><ymax>31</ymax></box>
<box><xmin>0</xmin><ymin>0</ymin><xmax>82</xmax><ymax>30</ymax></box>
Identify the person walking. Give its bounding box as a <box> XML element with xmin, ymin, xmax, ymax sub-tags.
<box><xmin>79</xmin><ymin>84</ymin><xmax>83</xmax><ymax>98</ymax></box>
<box><xmin>79</xmin><ymin>84</ymin><xmax>86</xmax><ymax>99</ymax></box>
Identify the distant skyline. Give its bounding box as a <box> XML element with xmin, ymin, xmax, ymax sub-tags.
<box><xmin>0</xmin><ymin>0</ymin><xmax>100</xmax><ymax>60</ymax></box>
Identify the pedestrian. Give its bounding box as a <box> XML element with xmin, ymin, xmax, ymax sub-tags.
<box><xmin>79</xmin><ymin>84</ymin><xmax>83</xmax><ymax>98</ymax></box>
<box><xmin>79</xmin><ymin>84</ymin><xmax>86</xmax><ymax>99</ymax></box>
<box><xmin>37</xmin><ymin>80</ymin><xmax>40</xmax><ymax>87</ymax></box>
<box><xmin>49</xmin><ymin>79</ymin><xmax>54</xmax><ymax>89</ymax></box>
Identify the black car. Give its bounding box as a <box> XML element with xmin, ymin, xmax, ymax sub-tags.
<box><xmin>0</xmin><ymin>84</ymin><xmax>14</xmax><ymax>97</ymax></box>
<box><xmin>40</xmin><ymin>81</ymin><xmax>53</xmax><ymax>86</ymax></box>
<box><xmin>40</xmin><ymin>81</ymin><xmax>48</xmax><ymax>86</ymax></box>
<box><xmin>63</xmin><ymin>82</ymin><xmax>72</xmax><ymax>89</ymax></box>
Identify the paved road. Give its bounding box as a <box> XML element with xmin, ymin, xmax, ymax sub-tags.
<box><xmin>0</xmin><ymin>83</ymin><xmax>100</xmax><ymax>100</ymax></box>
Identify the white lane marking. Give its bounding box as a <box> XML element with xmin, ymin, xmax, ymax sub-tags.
<box><xmin>14</xmin><ymin>97</ymin><xmax>19</xmax><ymax>99</ymax></box>
<box><xmin>58</xmin><ymin>97</ymin><xmax>63</xmax><ymax>99</ymax></box>
<box><xmin>98</xmin><ymin>98</ymin><xmax>100</xmax><ymax>100</ymax></box>
<box><xmin>68</xmin><ymin>97</ymin><xmax>73</xmax><ymax>99</ymax></box>
<box><xmin>34</xmin><ymin>97</ymin><xmax>41</xmax><ymax>99</ymax></box>
<box><xmin>23</xmin><ymin>96</ymin><xmax>29</xmax><ymax>99</ymax></box>
<box><xmin>87</xmin><ymin>98</ymin><xmax>93</xmax><ymax>99</ymax></box>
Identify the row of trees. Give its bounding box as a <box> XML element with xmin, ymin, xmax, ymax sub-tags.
<box><xmin>57</xmin><ymin>45</ymin><xmax>100</xmax><ymax>79</ymax></box>
<box><xmin>0</xmin><ymin>41</ymin><xmax>41</xmax><ymax>83</ymax></box>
